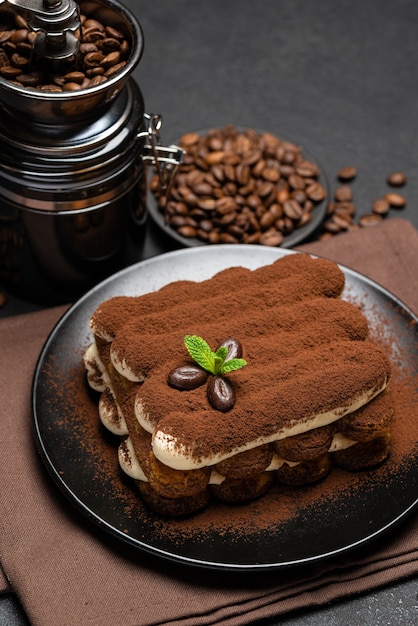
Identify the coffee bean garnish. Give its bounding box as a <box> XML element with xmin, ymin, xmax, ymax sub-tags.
<box><xmin>207</xmin><ymin>375</ymin><xmax>236</xmax><ymax>412</ymax></box>
<box><xmin>168</xmin><ymin>335</ymin><xmax>247</xmax><ymax>412</ymax></box>
<box><xmin>167</xmin><ymin>365</ymin><xmax>208</xmax><ymax>390</ymax></box>
<box><xmin>216</xmin><ymin>337</ymin><xmax>243</xmax><ymax>361</ymax></box>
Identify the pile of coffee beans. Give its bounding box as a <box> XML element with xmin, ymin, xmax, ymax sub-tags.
<box><xmin>151</xmin><ymin>125</ymin><xmax>327</xmax><ymax>246</ymax></box>
<box><xmin>320</xmin><ymin>168</ymin><xmax>407</xmax><ymax>239</ymax></box>
<box><xmin>0</xmin><ymin>11</ymin><xmax>130</xmax><ymax>91</ymax></box>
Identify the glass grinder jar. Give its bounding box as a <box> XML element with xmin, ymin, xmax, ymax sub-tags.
<box><xmin>0</xmin><ymin>0</ymin><xmax>183</xmax><ymax>304</ymax></box>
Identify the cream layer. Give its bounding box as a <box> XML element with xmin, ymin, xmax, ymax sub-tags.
<box><xmin>84</xmin><ymin>340</ymin><xmax>387</xmax><ymax>472</ymax></box>
<box><xmin>118</xmin><ymin>433</ymin><xmax>357</xmax><ymax>484</ymax></box>
<box><xmin>151</xmin><ymin>379</ymin><xmax>387</xmax><ymax>471</ymax></box>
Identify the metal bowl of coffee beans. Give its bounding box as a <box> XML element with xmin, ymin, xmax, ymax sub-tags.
<box><xmin>148</xmin><ymin>125</ymin><xmax>329</xmax><ymax>248</ymax></box>
<box><xmin>0</xmin><ymin>0</ymin><xmax>143</xmax><ymax>124</ymax></box>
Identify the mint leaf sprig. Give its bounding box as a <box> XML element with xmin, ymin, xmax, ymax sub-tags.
<box><xmin>184</xmin><ymin>335</ymin><xmax>247</xmax><ymax>375</ymax></box>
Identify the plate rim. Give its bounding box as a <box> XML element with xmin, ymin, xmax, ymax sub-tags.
<box><xmin>32</xmin><ymin>245</ymin><xmax>418</xmax><ymax>572</ymax></box>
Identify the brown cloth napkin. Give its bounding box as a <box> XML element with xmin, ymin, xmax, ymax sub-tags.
<box><xmin>0</xmin><ymin>217</ymin><xmax>417</xmax><ymax>626</ymax></box>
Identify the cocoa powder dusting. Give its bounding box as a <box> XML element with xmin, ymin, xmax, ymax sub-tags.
<box><xmin>91</xmin><ymin>255</ymin><xmax>344</xmax><ymax>343</ymax></box>
<box><xmin>42</xmin><ymin>254</ymin><xmax>417</xmax><ymax>553</ymax></box>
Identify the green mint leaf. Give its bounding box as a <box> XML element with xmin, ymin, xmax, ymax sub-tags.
<box><xmin>215</xmin><ymin>346</ymin><xmax>228</xmax><ymax>361</ymax></box>
<box><xmin>213</xmin><ymin>346</ymin><xmax>228</xmax><ymax>373</ymax></box>
<box><xmin>213</xmin><ymin>355</ymin><xmax>224</xmax><ymax>374</ymax></box>
<box><xmin>184</xmin><ymin>335</ymin><xmax>215</xmax><ymax>374</ymax></box>
<box><xmin>184</xmin><ymin>336</ymin><xmax>248</xmax><ymax>376</ymax></box>
<box><xmin>219</xmin><ymin>358</ymin><xmax>247</xmax><ymax>374</ymax></box>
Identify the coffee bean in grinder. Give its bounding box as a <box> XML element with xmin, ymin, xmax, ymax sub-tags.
<box><xmin>0</xmin><ymin>0</ymin><xmax>183</xmax><ymax>304</ymax></box>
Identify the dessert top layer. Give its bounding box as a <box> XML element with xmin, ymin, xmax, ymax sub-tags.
<box><xmin>90</xmin><ymin>254</ymin><xmax>345</xmax><ymax>342</ymax></box>
<box><xmin>141</xmin><ymin>339</ymin><xmax>391</xmax><ymax>469</ymax></box>
<box><xmin>87</xmin><ymin>252</ymin><xmax>391</xmax><ymax>472</ymax></box>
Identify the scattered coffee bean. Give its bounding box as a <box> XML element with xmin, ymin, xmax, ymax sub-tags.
<box><xmin>337</xmin><ymin>166</ymin><xmax>357</xmax><ymax>181</ymax></box>
<box><xmin>207</xmin><ymin>375</ymin><xmax>236</xmax><ymax>412</ymax></box>
<box><xmin>334</xmin><ymin>185</ymin><xmax>353</xmax><ymax>202</ymax></box>
<box><xmin>167</xmin><ymin>365</ymin><xmax>208</xmax><ymax>390</ymax></box>
<box><xmin>372</xmin><ymin>198</ymin><xmax>390</xmax><ymax>215</ymax></box>
<box><xmin>323</xmin><ymin>219</ymin><xmax>342</xmax><ymax>234</ymax></box>
<box><xmin>385</xmin><ymin>192</ymin><xmax>407</xmax><ymax>208</ymax></box>
<box><xmin>321</xmin><ymin>164</ymin><xmax>410</xmax><ymax>240</ymax></box>
<box><xmin>331</xmin><ymin>213</ymin><xmax>352</xmax><ymax>230</ymax></box>
<box><xmin>386</xmin><ymin>172</ymin><xmax>407</xmax><ymax>187</ymax></box>
<box><xmin>216</xmin><ymin>338</ymin><xmax>243</xmax><ymax>361</ymax></box>
<box><xmin>152</xmin><ymin>126</ymin><xmax>327</xmax><ymax>246</ymax></box>
<box><xmin>358</xmin><ymin>213</ymin><xmax>383</xmax><ymax>227</ymax></box>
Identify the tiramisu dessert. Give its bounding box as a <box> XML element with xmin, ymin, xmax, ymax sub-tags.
<box><xmin>84</xmin><ymin>253</ymin><xmax>393</xmax><ymax>516</ymax></box>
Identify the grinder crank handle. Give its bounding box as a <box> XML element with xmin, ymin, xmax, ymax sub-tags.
<box><xmin>0</xmin><ymin>0</ymin><xmax>80</xmax><ymax>59</ymax></box>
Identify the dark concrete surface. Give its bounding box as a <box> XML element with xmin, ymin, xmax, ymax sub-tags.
<box><xmin>0</xmin><ymin>1</ymin><xmax>416</xmax><ymax>624</ymax></box>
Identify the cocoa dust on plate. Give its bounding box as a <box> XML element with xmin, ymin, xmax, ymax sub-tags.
<box><xmin>40</xmin><ymin>294</ymin><xmax>417</xmax><ymax>552</ymax></box>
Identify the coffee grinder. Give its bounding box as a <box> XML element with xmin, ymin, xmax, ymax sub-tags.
<box><xmin>0</xmin><ymin>0</ymin><xmax>183</xmax><ymax>304</ymax></box>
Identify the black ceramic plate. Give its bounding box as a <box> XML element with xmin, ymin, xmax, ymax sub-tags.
<box><xmin>32</xmin><ymin>246</ymin><xmax>418</xmax><ymax>572</ymax></box>
<box><xmin>147</xmin><ymin>130</ymin><xmax>329</xmax><ymax>248</ymax></box>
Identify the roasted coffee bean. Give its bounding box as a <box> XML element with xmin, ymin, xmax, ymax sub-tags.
<box><xmin>386</xmin><ymin>172</ymin><xmax>407</xmax><ymax>187</ymax></box>
<box><xmin>153</xmin><ymin>126</ymin><xmax>327</xmax><ymax>247</ymax></box>
<box><xmin>331</xmin><ymin>213</ymin><xmax>352</xmax><ymax>230</ymax></box>
<box><xmin>291</xmin><ymin>189</ymin><xmax>307</xmax><ymax>204</ymax></box>
<box><xmin>323</xmin><ymin>219</ymin><xmax>341</xmax><ymax>234</ymax></box>
<box><xmin>259</xmin><ymin>210</ymin><xmax>277</xmax><ymax>230</ymax></box>
<box><xmin>40</xmin><ymin>84</ymin><xmax>62</xmax><ymax>92</ymax></box>
<box><xmin>101</xmin><ymin>50</ymin><xmax>120</xmax><ymax>68</ymax></box>
<box><xmin>358</xmin><ymin>213</ymin><xmax>383</xmax><ymax>227</ymax></box>
<box><xmin>178</xmin><ymin>225</ymin><xmax>198</xmax><ymax>238</ymax></box>
<box><xmin>337</xmin><ymin>166</ymin><xmax>357</xmax><ymax>181</ymax></box>
<box><xmin>63</xmin><ymin>82</ymin><xmax>82</xmax><ymax>91</ymax></box>
<box><xmin>385</xmin><ymin>192</ymin><xmax>406</xmax><ymax>208</ymax></box>
<box><xmin>207</xmin><ymin>375</ymin><xmax>236</xmax><ymax>412</ymax></box>
<box><xmin>306</xmin><ymin>182</ymin><xmax>326</xmax><ymax>202</ymax></box>
<box><xmin>259</xmin><ymin>230</ymin><xmax>285</xmax><ymax>246</ymax></box>
<box><xmin>288</xmin><ymin>173</ymin><xmax>305</xmax><ymax>190</ymax></box>
<box><xmin>0</xmin><ymin>65</ymin><xmax>22</xmax><ymax>78</ymax></box>
<box><xmin>0</xmin><ymin>10</ymin><xmax>131</xmax><ymax>91</ymax></box>
<box><xmin>326</xmin><ymin>201</ymin><xmax>336</xmax><ymax>215</ymax></box>
<box><xmin>10</xmin><ymin>53</ymin><xmax>29</xmax><ymax>68</ymax></box>
<box><xmin>283</xmin><ymin>199</ymin><xmax>303</xmax><ymax>220</ymax></box>
<box><xmin>10</xmin><ymin>29</ymin><xmax>29</xmax><ymax>44</ymax></box>
<box><xmin>296</xmin><ymin>161</ymin><xmax>320</xmax><ymax>177</ymax></box>
<box><xmin>105</xmin><ymin>25</ymin><xmax>125</xmax><ymax>40</ymax></box>
<box><xmin>372</xmin><ymin>198</ymin><xmax>390</xmax><ymax>215</ymax></box>
<box><xmin>217</xmin><ymin>337</ymin><xmax>243</xmax><ymax>360</ymax></box>
<box><xmin>64</xmin><ymin>71</ymin><xmax>85</xmax><ymax>84</ymax></box>
<box><xmin>15</xmin><ymin>73</ymin><xmax>40</xmax><ymax>87</ymax></box>
<box><xmin>167</xmin><ymin>365</ymin><xmax>208</xmax><ymax>390</ymax></box>
<box><xmin>335</xmin><ymin>201</ymin><xmax>356</xmax><ymax>216</ymax></box>
<box><xmin>218</xmin><ymin>232</ymin><xmax>239</xmax><ymax>243</ymax></box>
<box><xmin>298</xmin><ymin>211</ymin><xmax>312</xmax><ymax>227</ymax></box>
<box><xmin>334</xmin><ymin>185</ymin><xmax>353</xmax><ymax>202</ymax></box>
<box><xmin>101</xmin><ymin>37</ymin><xmax>121</xmax><ymax>52</ymax></box>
